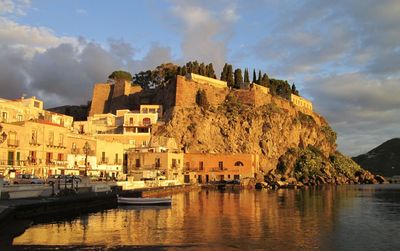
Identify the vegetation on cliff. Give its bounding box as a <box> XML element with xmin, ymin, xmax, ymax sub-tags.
<box><xmin>131</xmin><ymin>61</ymin><xmax>300</xmax><ymax>99</ymax></box>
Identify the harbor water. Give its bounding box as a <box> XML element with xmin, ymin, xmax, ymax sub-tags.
<box><xmin>9</xmin><ymin>184</ymin><xmax>400</xmax><ymax>250</ymax></box>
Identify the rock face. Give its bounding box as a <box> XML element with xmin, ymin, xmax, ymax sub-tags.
<box><xmin>353</xmin><ymin>138</ymin><xmax>400</xmax><ymax>177</ymax></box>
<box><xmin>154</xmin><ymin>92</ymin><xmax>384</xmax><ymax>186</ymax></box>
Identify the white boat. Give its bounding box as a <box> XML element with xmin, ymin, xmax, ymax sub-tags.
<box><xmin>117</xmin><ymin>196</ymin><xmax>172</xmax><ymax>205</ymax></box>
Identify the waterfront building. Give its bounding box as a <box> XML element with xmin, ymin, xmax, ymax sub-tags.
<box><xmin>127</xmin><ymin>137</ymin><xmax>184</xmax><ymax>183</ymax></box>
<box><xmin>183</xmin><ymin>153</ymin><xmax>259</xmax><ymax>184</ymax></box>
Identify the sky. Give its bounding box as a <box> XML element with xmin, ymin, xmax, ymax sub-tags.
<box><xmin>0</xmin><ymin>0</ymin><xmax>399</xmax><ymax>156</ymax></box>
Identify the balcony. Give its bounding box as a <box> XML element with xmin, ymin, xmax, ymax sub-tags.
<box><xmin>98</xmin><ymin>157</ymin><xmax>109</xmax><ymax>165</ymax></box>
<box><xmin>29</xmin><ymin>140</ymin><xmax>41</xmax><ymax>146</ymax></box>
<box><xmin>7</xmin><ymin>139</ymin><xmax>19</xmax><ymax>147</ymax></box>
<box><xmin>46</xmin><ymin>159</ymin><xmax>68</xmax><ymax>167</ymax></box>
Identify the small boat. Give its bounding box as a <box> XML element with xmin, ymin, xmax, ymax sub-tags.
<box><xmin>117</xmin><ymin>196</ymin><xmax>172</xmax><ymax>205</ymax></box>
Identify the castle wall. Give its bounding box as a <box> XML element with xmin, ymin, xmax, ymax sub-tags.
<box><xmin>175</xmin><ymin>75</ymin><xmax>229</xmax><ymax>108</ymax></box>
<box><xmin>89</xmin><ymin>83</ymin><xmax>112</xmax><ymax>117</ymax></box>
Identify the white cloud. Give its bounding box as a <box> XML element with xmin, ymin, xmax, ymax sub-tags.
<box><xmin>0</xmin><ymin>17</ymin><xmax>173</xmax><ymax>107</ymax></box>
<box><xmin>169</xmin><ymin>1</ymin><xmax>239</xmax><ymax>73</ymax></box>
<box><xmin>0</xmin><ymin>0</ymin><xmax>31</xmax><ymax>15</ymax></box>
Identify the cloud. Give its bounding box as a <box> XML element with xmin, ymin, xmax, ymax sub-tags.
<box><xmin>0</xmin><ymin>17</ymin><xmax>173</xmax><ymax>107</ymax></box>
<box><xmin>0</xmin><ymin>0</ymin><xmax>31</xmax><ymax>15</ymax></box>
<box><xmin>304</xmin><ymin>73</ymin><xmax>400</xmax><ymax>155</ymax></box>
<box><xmin>169</xmin><ymin>1</ymin><xmax>238</xmax><ymax>73</ymax></box>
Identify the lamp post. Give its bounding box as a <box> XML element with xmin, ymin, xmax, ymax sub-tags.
<box><xmin>83</xmin><ymin>141</ymin><xmax>91</xmax><ymax>177</ymax></box>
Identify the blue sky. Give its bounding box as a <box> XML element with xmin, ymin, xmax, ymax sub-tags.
<box><xmin>1</xmin><ymin>0</ymin><xmax>400</xmax><ymax>156</ymax></box>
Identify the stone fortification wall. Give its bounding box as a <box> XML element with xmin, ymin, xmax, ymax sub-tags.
<box><xmin>89</xmin><ymin>83</ymin><xmax>113</xmax><ymax>116</ymax></box>
<box><xmin>175</xmin><ymin>75</ymin><xmax>229</xmax><ymax>108</ymax></box>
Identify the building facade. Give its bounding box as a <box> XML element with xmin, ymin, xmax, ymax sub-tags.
<box><xmin>183</xmin><ymin>153</ymin><xmax>259</xmax><ymax>184</ymax></box>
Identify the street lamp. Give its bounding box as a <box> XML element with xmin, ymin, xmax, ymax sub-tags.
<box><xmin>83</xmin><ymin>141</ymin><xmax>91</xmax><ymax>177</ymax></box>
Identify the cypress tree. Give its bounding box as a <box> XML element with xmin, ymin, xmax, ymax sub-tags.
<box><xmin>207</xmin><ymin>63</ymin><xmax>216</xmax><ymax>78</ymax></box>
<box><xmin>234</xmin><ymin>69</ymin><xmax>243</xmax><ymax>89</ymax></box>
<box><xmin>221</xmin><ymin>63</ymin><xmax>228</xmax><ymax>81</ymax></box>
<box><xmin>258</xmin><ymin>70</ymin><xmax>262</xmax><ymax>84</ymax></box>
<box><xmin>252</xmin><ymin>69</ymin><xmax>257</xmax><ymax>83</ymax></box>
<box><xmin>226</xmin><ymin>64</ymin><xmax>234</xmax><ymax>88</ymax></box>
<box><xmin>244</xmin><ymin>68</ymin><xmax>250</xmax><ymax>83</ymax></box>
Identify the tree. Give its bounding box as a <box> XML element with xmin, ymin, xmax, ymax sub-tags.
<box><xmin>133</xmin><ymin>63</ymin><xmax>178</xmax><ymax>89</ymax></box>
<box><xmin>234</xmin><ymin>68</ymin><xmax>243</xmax><ymax>89</ymax></box>
<box><xmin>244</xmin><ymin>68</ymin><xmax>250</xmax><ymax>83</ymax></box>
<box><xmin>252</xmin><ymin>69</ymin><xmax>257</xmax><ymax>83</ymax></box>
<box><xmin>226</xmin><ymin>64</ymin><xmax>234</xmax><ymax>88</ymax></box>
<box><xmin>108</xmin><ymin>70</ymin><xmax>132</xmax><ymax>81</ymax></box>
<box><xmin>291</xmin><ymin>83</ymin><xmax>299</xmax><ymax>95</ymax></box>
<box><xmin>260</xmin><ymin>73</ymin><xmax>270</xmax><ymax>87</ymax></box>
<box><xmin>257</xmin><ymin>70</ymin><xmax>262</xmax><ymax>84</ymax></box>
<box><xmin>196</xmin><ymin>89</ymin><xmax>209</xmax><ymax>109</ymax></box>
<box><xmin>220</xmin><ymin>63</ymin><xmax>229</xmax><ymax>81</ymax></box>
<box><xmin>206</xmin><ymin>63</ymin><xmax>216</xmax><ymax>78</ymax></box>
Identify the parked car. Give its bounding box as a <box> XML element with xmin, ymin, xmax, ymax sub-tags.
<box><xmin>46</xmin><ymin>174</ymin><xmax>81</xmax><ymax>185</ymax></box>
<box><xmin>13</xmin><ymin>174</ymin><xmax>45</xmax><ymax>184</ymax></box>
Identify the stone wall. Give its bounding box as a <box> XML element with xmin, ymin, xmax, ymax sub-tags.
<box><xmin>89</xmin><ymin>83</ymin><xmax>112</xmax><ymax>116</ymax></box>
<box><xmin>175</xmin><ymin>75</ymin><xmax>229</xmax><ymax>108</ymax></box>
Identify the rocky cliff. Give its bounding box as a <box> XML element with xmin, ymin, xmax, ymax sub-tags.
<box><xmin>155</xmin><ymin>92</ymin><xmax>385</xmax><ymax>186</ymax></box>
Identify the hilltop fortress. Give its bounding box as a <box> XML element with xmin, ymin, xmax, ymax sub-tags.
<box><xmin>89</xmin><ymin>73</ymin><xmax>314</xmax><ymax>119</ymax></box>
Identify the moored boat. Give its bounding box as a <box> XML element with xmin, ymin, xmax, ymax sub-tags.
<box><xmin>117</xmin><ymin>196</ymin><xmax>172</xmax><ymax>205</ymax></box>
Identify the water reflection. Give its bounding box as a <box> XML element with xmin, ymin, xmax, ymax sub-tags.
<box><xmin>12</xmin><ymin>185</ymin><xmax>400</xmax><ymax>250</ymax></box>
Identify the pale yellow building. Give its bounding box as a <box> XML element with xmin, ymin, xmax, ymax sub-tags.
<box><xmin>186</xmin><ymin>73</ymin><xmax>228</xmax><ymax>89</ymax></box>
<box><xmin>127</xmin><ymin>149</ymin><xmax>184</xmax><ymax>183</ymax></box>
<box><xmin>290</xmin><ymin>94</ymin><xmax>313</xmax><ymax>111</ymax></box>
<box><xmin>0</xmin><ymin>96</ymin><xmax>73</xmax><ymax>128</ymax></box>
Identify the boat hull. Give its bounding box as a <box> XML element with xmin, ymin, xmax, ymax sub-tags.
<box><xmin>117</xmin><ymin>196</ymin><xmax>172</xmax><ymax>205</ymax></box>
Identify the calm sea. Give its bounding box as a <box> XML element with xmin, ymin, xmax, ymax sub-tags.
<box><xmin>9</xmin><ymin>185</ymin><xmax>400</xmax><ymax>250</ymax></box>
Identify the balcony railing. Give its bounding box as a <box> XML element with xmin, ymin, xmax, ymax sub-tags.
<box><xmin>29</xmin><ymin>140</ymin><xmax>40</xmax><ymax>146</ymax></box>
<box><xmin>98</xmin><ymin>157</ymin><xmax>109</xmax><ymax>165</ymax></box>
<box><xmin>45</xmin><ymin>159</ymin><xmax>68</xmax><ymax>167</ymax></box>
<box><xmin>7</xmin><ymin>139</ymin><xmax>19</xmax><ymax>147</ymax></box>
<box><xmin>0</xmin><ymin>159</ymin><xmax>28</xmax><ymax>166</ymax></box>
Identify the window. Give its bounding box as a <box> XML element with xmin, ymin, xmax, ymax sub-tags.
<box><xmin>129</xmin><ymin>117</ymin><xmax>134</xmax><ymax>125</ymax></box>
<box><xmin>155</xmin><ymin>158</ymin><xmax>160</xmax><ymax>168</ymax></box>
<box><xmin>218</xmin><ymin>161</ymin><xmax>224</xmax><ymax>170</ymax></box>
<box><xmin>31</xmin><ymin>130</ymin><xmax>37</xmax><ymax>144</ymax></box>
<box><xmin>46</xmin><ymin>152</ymin><xmax>52</xmax><ymax>164</ymax></box>
<box><xmin>1</xmin><ymin>112</ymin><xmax>8</xmax><ymax>122</ymax></box>
<box><xmin>17</xmin><ymin>114</ymin><xmax>23</xmax><ymax>121</ymax></box>
<box><xmin>58</xmin><ymin>153</ymin><xmax>63</xmax><ymax>161</ymax></box>
<box><xmin>142</xmin><ymin>118</ymin><xmax>151</xmax><ymax>126</ymax></box>
<box><xmin>135</xmin><ymin>159</ymin><xmax>140</xmax><ymax>168</ymax></box>
<box><xmin>149</xmin><ymin>108</ymin><xmax>156</xmax><ymax>113</ymax></box>
<box><xmin>234</xmin><ymin>161</ymin><xmax>244</xmax><ymax>167</ymax></box>
<box><xmin>59</xmin><ymin>134</ymin><xmax>64</xmax><ymax>146</ymax></box>
<box><xmin>29</xmin><ymin>151</ymin><xmax>36</xmax><ymax>164</ymax></box>
<box><xmin>34</xmin><ymin>101</ymin><xmax>40</xmax><ymax>108</ymax></box>
<box><xmin>199</xmin><ymin>161</ymin><xmax>204</xmax><ymax>171</ymax></box>
<box><xmin>102</xmin><ymin>152</ymin><xmax>106</xmax><ymax>162</ymax></box>
<box><xmin>142</xmin><ymin>108</ymin><xmax>148</xmax><ymax>113</ymax></box>
<box><xmin>172</xmin><ymin>159</ymin><xmax>177</xmax><ymax>168</ymax></box>
<box><xmin>48</xmin><ymin>131</ymin><xmax>54</xmax><ymax>146</ymax></box>
<box><xmin>142</xmin><ymin>140</ymin><xmax>148</xmax><ymax>147</ymax></box>
<box><xmin>129</xmin><ymin>139</ymin><xmax>136</xmax><ymax>145</ymax></box>
<box><xmin>115</xmin><ymin>153</ymin><xmax>119</xmax><ymax>164</ymax></box>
